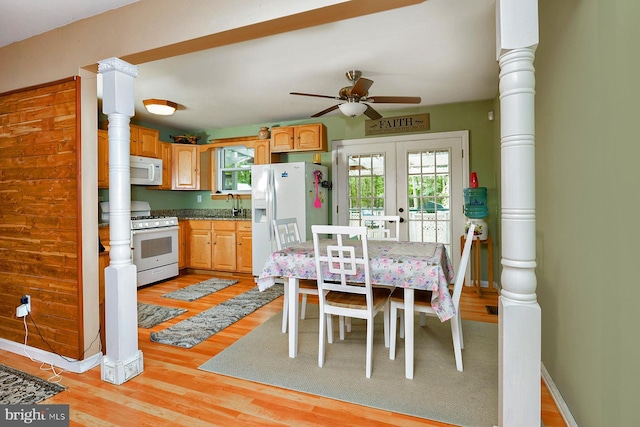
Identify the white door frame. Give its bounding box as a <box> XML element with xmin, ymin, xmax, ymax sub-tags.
<box><xmin>332</xmin><ymin>131</ymin><xmax>469</xmax><ymax>271</ymax></box>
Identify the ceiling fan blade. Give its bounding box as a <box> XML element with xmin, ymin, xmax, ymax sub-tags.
<box><xmin>367</xmin><ymin>96</ymin><xmax>421</xmax><ymax>104</ymax></box>
<box><xmin>311</xmin><ymin>104</ymin><xmax>340</xmax><ymax>117</ymax></box>
<box><xmin>363</xmin><ymin>104</ymin><xmax>382</xmax><ymax>120</ymax></box>
<box><xmin>351</xmin><ymin>77</ymin><xmax>374</xmax><ymax>98</ymax></box>
<box><xmin>290</xmin><ymin>92</ymin><xmax>341</xmax><ymax>100</ymax></box>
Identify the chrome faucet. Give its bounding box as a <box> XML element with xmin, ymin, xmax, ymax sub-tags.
<box><xmin>226</xmin><ymin>193</ymin><xmax>240</xmax><ymax>217</ymax></box>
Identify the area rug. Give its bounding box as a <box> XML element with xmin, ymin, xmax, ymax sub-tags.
<box><xmin>138</xmin><ymin>302</ymin><xmax>187</xmax><ymax>328</ymax></box>
<box><xmin>0</xmin><ymin>364</ymin><xmax>65</xmax><ymax>404</ymax></box>
<box><xmin>150</xmin><ymin>284</ymin><xmax>284</xmax><ymax>348</ymax></box>
<box><xmin>161</xmin><ymin>277</ymin><xmax>238</xmax><ymax>301</ymax></box>
<box><xmin>199</xmin><ymin>304</ymin><xmax>498</xmax><ymax>427</ymax></box>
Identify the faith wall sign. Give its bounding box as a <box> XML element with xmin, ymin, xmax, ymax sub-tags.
<box><xmin>364</xmin><ymin>113</ymin><xmax>430</xmax><ymax>136</ymax></box>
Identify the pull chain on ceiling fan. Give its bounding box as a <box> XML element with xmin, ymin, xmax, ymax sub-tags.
<box><xmin>290</xmin><ymin>70</ymin><xmax>421</xmax><ymax>120</ymax></box>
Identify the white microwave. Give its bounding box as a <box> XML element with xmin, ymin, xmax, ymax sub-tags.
<box><xmin>130</xmin><ymin>155</ymin><xmax>162</xmax><ymax>186</ymax></box>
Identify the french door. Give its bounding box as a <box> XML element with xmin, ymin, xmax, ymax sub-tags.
<box><xmin>332</xmin><ymin>131</ymin><xmax>469</xmax><ymax>270</ymax></box>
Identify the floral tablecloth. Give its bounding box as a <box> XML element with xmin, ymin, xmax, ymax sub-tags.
<box><xmin>257</xmin><ymin>239</ymin><xmax>455</xmax><ymax>321</ymax></box>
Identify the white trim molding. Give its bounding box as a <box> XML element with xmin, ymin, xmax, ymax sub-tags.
<box><xmin>541</xmin><ymin>363</ymin><xmax>578</xmax><ymax>427</ymax></box>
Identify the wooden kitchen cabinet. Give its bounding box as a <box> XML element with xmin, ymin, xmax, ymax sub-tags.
<box><xmin>178</xmin><ymin>221</ymin><xmax>186</xmax><ymax>269</ymax></box>
<box><xmin>172</xmin><ymin>144</ymin><xmax>211</xmax><ymax>190</ymax></box>
<box><xmin>212</xmin><ymin>221</ymin><xmax>236</xmax><ymax>271</ymax></box>
<box><xmin>130</xmin><ymin>125</ymin><xmax>160</xmax><ymax>158</ymax></box>
<box><xmin>236</xmin><ymin>221</ymin><xmax>253</xmax><ymax>273</ymax></box>
<box><xmin>270</xmin><ymin>123</ymin><xmax>327</xmax><ymax>153</ymax></box>
<box><xmin>99</xmin><ymin>251</ymin><xmax>109</xmax><ymax>353</ymax></box>
<box><xmin>98</xmin><ymin>130</ymin><xmax>109</xmax><ymax>188</ymax></box>
<box><xmin>98</xmin><ymin>226</ymin><xmax>110</xmax><ymax>246</ymax></box>
<box><xmin>98</xmin><ymin>125</ymin><xmax>161</xmax><ymax>189</ymax></box>
<box><xmin>187</xmin><ymin>221</ymin><xmax>212</xmax><ymax>269</ymax></box>
<box><xmin>157</xmin><ymin>141</ymin><xmax>173</xmax><ymax>190</ymax></box>
<box><xmin>254</xmin><ymin>139</ymin><xmax>279</xmax><ymax>164</ymax></box>
<box><xmin>186</xmin><ymin>220</ymin><xmax>251</xmax><ymax>273</ymax></box>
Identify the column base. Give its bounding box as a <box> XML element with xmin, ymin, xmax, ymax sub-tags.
<box><xmin>101</xmin><ymin>350</ymin><xmax>144</xmax><ymax>385</ymax></box>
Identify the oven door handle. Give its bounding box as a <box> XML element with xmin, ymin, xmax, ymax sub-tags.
<box><xmin>131</xmin><ymin>225</ymin><xmax>179</xmax><ymax>236</ymax></box>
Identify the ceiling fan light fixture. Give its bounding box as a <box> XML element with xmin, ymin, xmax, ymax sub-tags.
<box><xmin>143</xmin><ymin>99</ymin><xmax>178</xmax><ymax>116</ymax></box>
<box><xmin>338</xmin><ymin>101</ymin><xmax>367</xmax><ymax>118</ymax></box>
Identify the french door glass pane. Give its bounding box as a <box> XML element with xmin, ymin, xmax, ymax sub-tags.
<box><xmin>407</xmin><ymin>149</ymin><xmax>452</xmax><ymax>255</ymax></box>
<box><xmin>348</xmin><ymin>154</ymin><xmax>385</xmax><ymax>225</ymax></box>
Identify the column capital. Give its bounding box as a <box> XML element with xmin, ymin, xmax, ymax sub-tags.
<box><xmin>98</xmin><ymin>57</ymin><xmax>139</xmax><ymax>78</ymax></box>
<box><xmin>98</xmin><ymin>58</ymin><xmax>138</xmax><ymax>116</ymax></box>
<box><xmin>496</xmin><ymin>0</ymin><xmax>539</xmax><ymax>59</ymax></box>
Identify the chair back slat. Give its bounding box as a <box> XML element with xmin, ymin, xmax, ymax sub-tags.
<box><xmin>312</xmin><ymin>225</ymin><xmax>371</xmax><ymax>297</ymax></box>
<box><xmin>362</xmin><ymin>215</ymin><xmax>401</xmax><ymax>241</ymax></box>
<box><xmin>451</xmin><ymin>223</ymin><xmax>476</xmax><ymax>306</ymax></box>
<box><xmin>273</xmin><ymin>217</ymin><xmax>302</xmax><ymax>250</ymax></box>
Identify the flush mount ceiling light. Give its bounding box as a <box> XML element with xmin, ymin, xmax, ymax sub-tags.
<box><xmin>338</xmin><ymin>100</ymin><xmax>367</xmax><ymax>118</ymax></box>
<box><xmin>143</xmin><ymin>99</ymin><xmax>178</xmax><ymax>116</ymax></box>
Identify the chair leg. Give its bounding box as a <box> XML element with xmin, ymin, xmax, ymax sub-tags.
<box><xmin>419</xmin><ymin>312</ymin><xmax>426</xmax><ymax>326</ymax></box>
<box><xmin>300</xmin><ymin>293</ymin><xmax>308</xmax><ymax>319</ymax></box>
<box><xmin>327</xmin><ymin>313</ymin><xmax>334</xmax><ymax>344</ymax></box>
<box><xmin>318</xmin><ymin>310</ymin><xmax>326</xmax><ymax>368</ymax></box>
<box><xmin>366</xmin><ymin>318</ymin><xmax>373</xmax><ymax>378</ymax></box>
<box><xmin>281</xmin><ymin>284</ymin><xmax>289</xmax><ymax>333</ymax></box>
<box><xmin>389</xmin><ymin>301</ymin><xmax>398</xmax><ymax>360</ymax></box>
<box><xmin>451</xmin><ymin>315</ymin><xmax>464</xmax><ymax>372</ymax></box>
<box><xmin>338</xmin><ymin>315</ymin><xmax>345</xmax><ymax>340</ymax></box>
<box><xmin>383</xmin><ymin>302</ymin><xmax>390</xmax><ymax>348</ymax></box>
<box><xmin>399</xmin><ymin>308</ymin><xmax>405</xmax><ymax>339</ymax></box>
<box><xmin>346</xmin><ymin>316</ymin><xmax>352</xmax><ymax>332</ymax></box>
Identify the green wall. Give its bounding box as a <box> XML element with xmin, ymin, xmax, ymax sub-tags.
<box><xmin>536</xmin><ymin>0</ymin><xmax>639</xmax><ymax>425</ymax></box>
<box><xmin>130</xmin><ymin>100</ymin><xmax>497</xmax><ymax>213</ymax></box>
<box><xmin>104</xmin><ymin>100</ymin><xmax>499</xmax><ymax>281</ymax></box>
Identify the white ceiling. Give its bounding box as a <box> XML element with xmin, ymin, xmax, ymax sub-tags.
<box><xmin>1</xmin><ymin>0</ymin><xmax>499</xmax><ymax>132</ymax></box>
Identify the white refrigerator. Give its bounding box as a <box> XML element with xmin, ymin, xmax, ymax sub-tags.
<box><xmin>251</xmin><ymin>162</ymin><xmax>329</xmax><ymax>276</ymax></box>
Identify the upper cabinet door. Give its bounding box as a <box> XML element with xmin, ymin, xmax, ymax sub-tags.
<box><xmin>269</xmin><ymin>123</ymin><xmax>327</xmax><ymax>153</ymax></box>
<box><xmin>131</xmin><ymin>125</ymin><xmax>160</xmax><ymax>158</ymax></box>
<box><xmin>172</xmin><ymin>144</ymin><xmax>199</xmax><ymax>190</ymax></box>
<box><xmin>270</xmin><ymin>126</ymin><xmax>294</xmax><ymax>152</ymax></box>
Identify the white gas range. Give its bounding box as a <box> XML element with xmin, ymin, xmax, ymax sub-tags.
<box><xmin>99</xmin><ymin>201</ymin><xmax>179</xmax><ymax>287</ymax></box>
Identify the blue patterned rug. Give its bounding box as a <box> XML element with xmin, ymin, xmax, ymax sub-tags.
<box><xmin>150</xmin><ymin>285</ymin><xmax>284</xmax><ymax>348</ymax></box>
<box><xmin>0</xmin><ymin>364</ymin><xmax>65</xmax><ymax>404</ymax></box>
<box><xmin>161</xmin><ymin>277</ymin><xmax>238</xmax><ymax>301</ymax></box>
<box><xmin>138</xmin><ymin>303</ymin><xmax>187</xmax><ymax>328</ymax></box>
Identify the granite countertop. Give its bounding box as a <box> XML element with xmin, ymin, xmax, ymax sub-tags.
<box><xmin>153</xmin><ymin>208</ymin><xmax>251</xmax><ymax>221</ymax></box>
<box><xmin>99</xmin><ymin>209</ymin><xmax>251</xmax><ymax>227</ymax></box>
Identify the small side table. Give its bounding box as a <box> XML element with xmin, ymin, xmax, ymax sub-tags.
<box><xmin>461</xmin><ymin>234</ymin><xmax>493</xmax><ymax>296</ymax></box>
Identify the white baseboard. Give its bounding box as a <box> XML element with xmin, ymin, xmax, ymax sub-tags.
<box><xmin>0</xmin><ymin>337</ymin><xmax>102</xmax><ymax>373</ymax></box>
<box><xmin>541</xmin><ymin>362</ymin><xmax>578</xmax><ymax>427</ymax></box>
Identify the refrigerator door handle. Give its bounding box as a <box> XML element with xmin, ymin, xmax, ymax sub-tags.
<box><xmin>266</xmin><ymin>168</ymin><xmax>274</xmax><ymax>242</ymax></box>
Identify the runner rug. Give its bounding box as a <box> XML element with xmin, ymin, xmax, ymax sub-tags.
<box><xmin>150</xmin><ymin>284</ymin><xmax>284</xmax><ymax>348</ymax></box>
<box><xmin>0</xmin><ymin>364</ymin><xmax>65</xmax><ymax>405</ymax></box>
<box><xmin>199</xmin><ymin>304</ymin><xmax>498</xmax><ymax>427</ymax></box>
<box><xmin>138</xmin><ymin>303</ymin><xmax>187</xmax><ymax>329</ymax></box>
<box><xmin>162</xmin><ymin>277</ymin><xmax>238</xmax><ymax>301</ymax></box>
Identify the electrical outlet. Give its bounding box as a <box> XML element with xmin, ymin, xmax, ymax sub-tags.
<box><xmin>197</xmin><ymin>195</ymin><xmax>202</xmax><ymax>203</ymax></box>
<box><xmin>16</xmin><ymin>304</ymin><xmax>28</xmax><ymax>318</ymax></box>
<box><xmin>20</xmin><ymin>295</ymin><xmax>30</xmax><ymax>313</ymax></box>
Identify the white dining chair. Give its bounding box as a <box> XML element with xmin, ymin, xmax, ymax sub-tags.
<box><xmin>389</xmin><ymin>223</ymin><xmax>475</xmax><ymax>372</ymax></box>
<box><xmin>361</xmin><ymin>215</ymin><xmax>401</xmax><ymax>241</ymax></box>
<box><xmin>273</xmin><ymin>218</ymin><xmax>318</xmax><ymax>333</ymax></box>
<box><xmin>312</xmin><ymin>224</ymin><xmax>391</xmax><ymax>378</ymax></box>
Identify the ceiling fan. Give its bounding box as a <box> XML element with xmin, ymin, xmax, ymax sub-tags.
<box><xmin>290</xmin><ymin>70</ymin><xmax>421</xmax><ymax>120</ymax></box>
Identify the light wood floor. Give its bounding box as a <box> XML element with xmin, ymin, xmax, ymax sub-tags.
<box><xmin>1</xmin><ymin>272</ymin><xmax>566</xmax><ymax>426</ymax></box>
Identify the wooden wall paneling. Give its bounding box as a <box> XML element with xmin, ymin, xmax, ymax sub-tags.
<box><xmin>0</xmin><ymin>77</ymin><xmax>84</xmax><ymax>360</ymax></box>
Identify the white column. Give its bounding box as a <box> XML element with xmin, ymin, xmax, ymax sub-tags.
<box><xmin>98</xmin><ymin>57</ymin><xmax>144</xmax><ymax>385</ymax></box>
<box><xmin>496</xmin><ymin>1</ymin><xmax>540</xmax><ymax>426</ymax></box>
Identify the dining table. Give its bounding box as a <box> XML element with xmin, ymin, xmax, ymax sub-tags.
<box><xmin>256</xmin><ymin>239</ymin><xmax>454</xmax><ymax>379</ymax></box>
